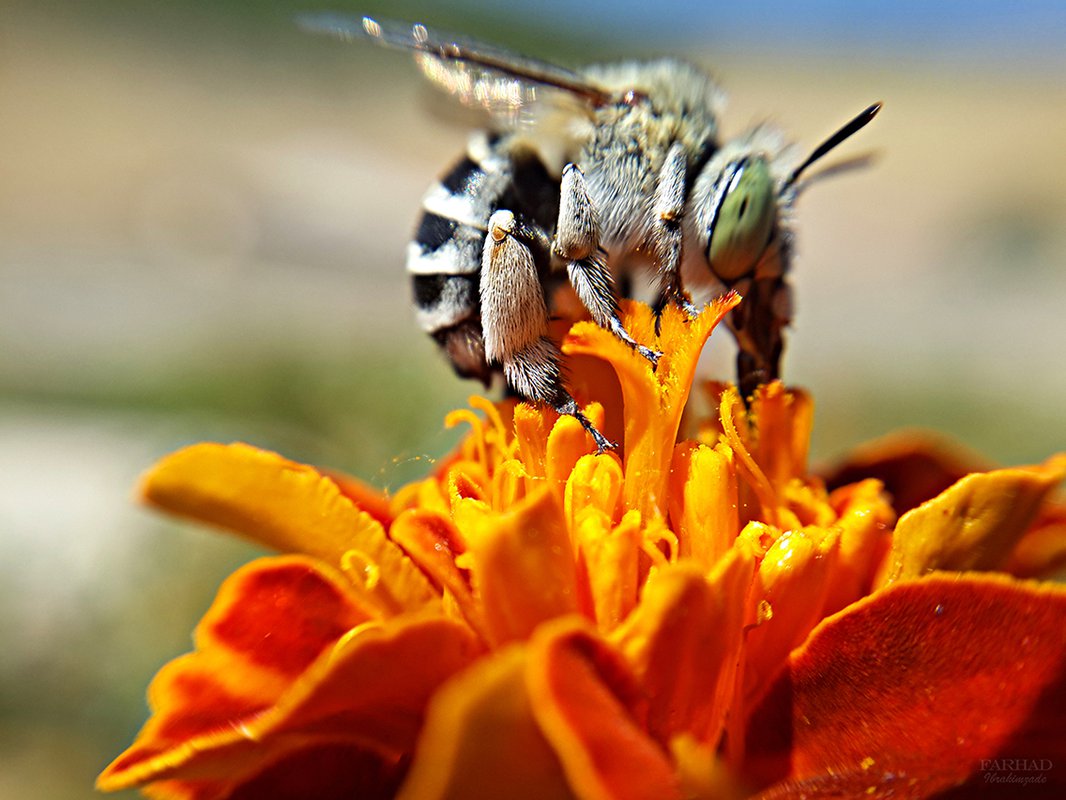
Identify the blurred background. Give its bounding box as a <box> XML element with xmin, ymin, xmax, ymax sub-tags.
<box><xmin>2</xmin><ymin>1</ymin><xmax>1064</xmax><ymax>796</ymax></box>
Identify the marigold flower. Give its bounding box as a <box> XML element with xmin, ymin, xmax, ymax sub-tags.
<box><xmin>99</xmin><ymin>299</ymin><xmax>1066</xmax><ymax>799</ymax></box>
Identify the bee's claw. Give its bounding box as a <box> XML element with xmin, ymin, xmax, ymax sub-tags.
<box><xmin>678</xmin><ymin>298</ymin><xmax>700</xmax><ymax>320</ymax></box>
<box><xmin>638</xmin><ymin>344</ymin><xmax>663</xmax><ymax>370</ymax></box>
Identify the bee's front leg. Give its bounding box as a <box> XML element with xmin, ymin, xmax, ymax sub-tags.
<box><xmin>651</xmin><ymin>142</ymin><xmax>699</xmax><ymax>329</ymax></box>
<box><xmin>554</xmin><ymin>164</ymin><xmax>661</xmax><ymax>368</ymax></box>
<box><xmin>482</xmin><ymin>210</ymin><xmax>616</xmax><ymax>452</ymax></box>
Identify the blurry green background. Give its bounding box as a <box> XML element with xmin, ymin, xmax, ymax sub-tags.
<box><xmin>2</xmin><ymin>1</ymin><xmax>1064</xmax><ymax>797</ymax></box>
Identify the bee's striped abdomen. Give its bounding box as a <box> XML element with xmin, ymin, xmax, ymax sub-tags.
<box><xmin>408</xmin><ymin>132</ymin><xmax>559</xmax><ymax>384</ymax></box>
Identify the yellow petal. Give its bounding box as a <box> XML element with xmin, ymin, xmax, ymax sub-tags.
<box><xmin>398</xmin><ymin>646</ymin><xmax>575</xmax><ymax>800</ymax></box>
<box><xmin>141</xmin><ymin>443</ymin><xmax>438</xmax><ymax>615</ymax></box>
<box><xmin>883</xmin><ymin>453</ymin><xmax>1066</xmax><ymax>584</ymax></box>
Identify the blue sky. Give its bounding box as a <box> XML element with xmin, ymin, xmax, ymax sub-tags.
<box><xmin>453</xmin><ymin>0</ymin><xmax>1066</xmax><ymax>63</ymax></box>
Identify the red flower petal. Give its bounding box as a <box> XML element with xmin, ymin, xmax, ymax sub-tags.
<box><xmin>143</xmin><ymin>744</ymin><xmax>406</xmax><ymax>800</ymax></box>
<box><xmin>822</xmin><ymin>430</ymin><xmax>992</xmax><ymax>515</ymax></box>
<box><xmin>745</xmin><ymin>574</ymin><xmax>1066</xmax><ymax>797</ymax></box>
<box><xmin>98</xmin><ymin>558</ymin><xmax>480</xmax><ymax>794</ymax></box>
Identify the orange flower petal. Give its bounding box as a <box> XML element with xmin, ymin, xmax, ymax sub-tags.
<box><xmin>820</xmin><ymin>479</ymin><xmax>895</xmax><ymax>616</ymax></box>
<box><xmin>749</xmin><ymin>383</ymin><xmax>813</xmax><ymax>492</ymax></box>
<box><xmin>528</xmin><ymin>618</ymin><xmax>684</xmax><ymax>800</ymax></box>
<box><xmin>1005</xmin><ymin>501</ymin><xmax>1066</xmax><ymax>579</ymax></box>
<box><xmin>610</xmin><ymin>549</ymin><xmax>755</xmax><ymax>749</ymax></box>
<box><xmin>573</xmin><ymin>509</ymin><xmax>641</xmax><ymax>630</ymax></box>
<box><xmin>743</xmin><ymin>527</ymin><xmax>840</xmax><ymax>709</ymax></box>
<box><xmin>547</xmin><ymin>406</ymin><xmax>606</xmax><ymax>497</ymax></box>
<box><xmin>263</xmin><ymin>616</ymin><xmax>481</xmax><ymax>748</ymax></box>
<box><xmin>145</xmin><ymin>744</ymin><xmax>406</xmax><ymax>800</ymax></box>
<box><xmin>396</xmin><ymin>644</ymin><xmax>575</xmax><ymax>800</ymax></box>
<box><xmin>319</xmin><ymin>468</ymin><xmax>395</xmax><ymax>528</ymax></box>
<box><xmin>745</xmin><ymin>574</ymin><xmax>1066</xmax><ymax>797</ymax></box>
<box><xmin>454</xmin><ymin>488</ymin><xmax>578</xmax><ymax>645</ymax></box>
<box><xmin>397</xmin><ymin>646</ymin><xmax>575</xmax><ymax>800</ymax></box>
<box><xmin>387</xmin><ymin>508</ymin><xmax>487</xmax><ymax>640</ymax></box>
<box><xmin>883</xmin><ymin>454</ymin><xmax>1066</xmax><ymax>584</ymax></box>
<box><xmin>668</xmin><ymin>441</ymin><xmax>740</xmax><ymax>569</ymax></box>
<box><xmin>225</xmin><ymin>744</ymin><xmax>406</xmax><ymax>800</ymax></box>
<box><xmin>564</xmin><ymin>295</ymin><xmax>740</xmax><ymax>521</ymax></box>
<box><xmin>565</xmin><ymin>452</ymin><xmax>625</xmax><ymax>531</ymax></box>
<box><xmin>140</xmin><ymin>442</ymin><xmax>437</xmax><ymax>615</ymax></box>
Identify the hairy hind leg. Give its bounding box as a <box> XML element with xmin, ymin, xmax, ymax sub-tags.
<box><xmin>483</xmin><ymin>210</ymin><xmax>615</xmax><ymax>452</ymax></box>
<box><xmin>503</xmin><ymin>337</ymin><xmax>616</xmax><ymax>453</ymax></box>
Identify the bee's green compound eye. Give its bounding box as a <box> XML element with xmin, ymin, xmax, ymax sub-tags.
<box><xmin>708</xmin><ymin>156</ymin><xmax>776</xmax><ymax>282</ymax></box>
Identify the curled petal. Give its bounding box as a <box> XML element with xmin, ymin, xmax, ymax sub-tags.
<box><xmin>749</xmin><ymin>383</ymin><xmax>813</xmax><ymax>492</ymax></box>
<box><xmin>225</xmin><ymin>744</ymin><xmax>406</xmax><ymax>800</ymax></box>
<box><xmin>746</xmin><ymin>574</ymin><xmax>1066</xmax><ymax>797</ymax></box>
<box><xmin>388</xmin><ymin>509</ymin><xmax>486</xmax><ymax>639</ymax></box>
<box><xmin>1005</xmin><ymin>501</ymin><xmax>1066</xmax><ymax>579</ymax></box>
<box><xmin>319</xmin><ymin>468</ymin><xmax>395</xmax><ymax>528</ymax></box>
<box><xmin>528</xmin><ymin>618</ymin><xmax>684</xmax><ymax>800</ymax></box>
<box><xmin>565</xmin><ymin>296</ymin><xmax>740</xmax><ymax>521</ymax></box>
<box><xmin>547</xmin><ymin>405</ymin><xmax>607</xmax><ymax>499</ymax></box>
<box><xmin>565</xmin><ymin>453</ymin><xmax>625</xmax><ymax>531</ymax></box>
<box><xmin>884</xmin><ymin>454</ymin><xmax>1066</xmax><ymax>584</ymax></box>
<box><xmin>141</xmin><ymin>443</ymin><xmax>437</xmax><ymax>615</ymax></box>
<box><xmin>820</xmin><ymin>479</ymin><xmax>895</xmax><ymax>615</ymax></box>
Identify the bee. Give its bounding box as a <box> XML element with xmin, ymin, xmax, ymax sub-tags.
<box><xmin>301</xmin><ymin>14</ymin><xmax>880</xmax><ymax>451</ymax></box>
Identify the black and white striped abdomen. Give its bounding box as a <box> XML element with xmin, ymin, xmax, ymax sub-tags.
<box><xmin>408</xmin><ymin>132</ymin><xmax>560</xmax><ymax>382</ymax></box>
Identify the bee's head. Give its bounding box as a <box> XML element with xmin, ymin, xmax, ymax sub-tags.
<box><xmin>697</xmin><ymin>152</ymin><xmax>779</xmax><ymax>283</ymax></box>
<box><xmin>691</xmin><ymin>102</ymin><xmax>882</xmax><ymax>287</ymax></box>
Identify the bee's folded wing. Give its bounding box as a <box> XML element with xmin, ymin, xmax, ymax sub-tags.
<box><xmin>299</xmin><ymin>13</ymin><xmax>609</xmax><ymax>125</ymax></box>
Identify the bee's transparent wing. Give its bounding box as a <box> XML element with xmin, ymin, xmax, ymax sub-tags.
<box><xmin>299</xmin><ymin>13</ymin><xmax>611</xmax><ymax>123</ymax></box>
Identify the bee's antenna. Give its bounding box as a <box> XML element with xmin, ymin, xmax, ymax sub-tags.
<box><xmin>783</xmin><ymin>102</ymin><xmax>882</xmax><ymax>192</ymax></box>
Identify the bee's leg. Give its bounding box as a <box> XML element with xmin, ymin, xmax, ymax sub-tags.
<box><xmin>505</xmin><ymin>337</ymin><xmax>616</xmax><ymax>453</ymax></box>
<box><xmin>554</xmin><ymin>164</ymin><xmax>661</xmax><ymax>367</ymax></box>
<box><xmin>652</xmin><ymin>143</ymin><xmax>699</xmax><ymax>333</ymax></box>
<box><xmin>482</xmin><ymin>209</ymin><xmax>615</xmax><ymax>452</ymax></box>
